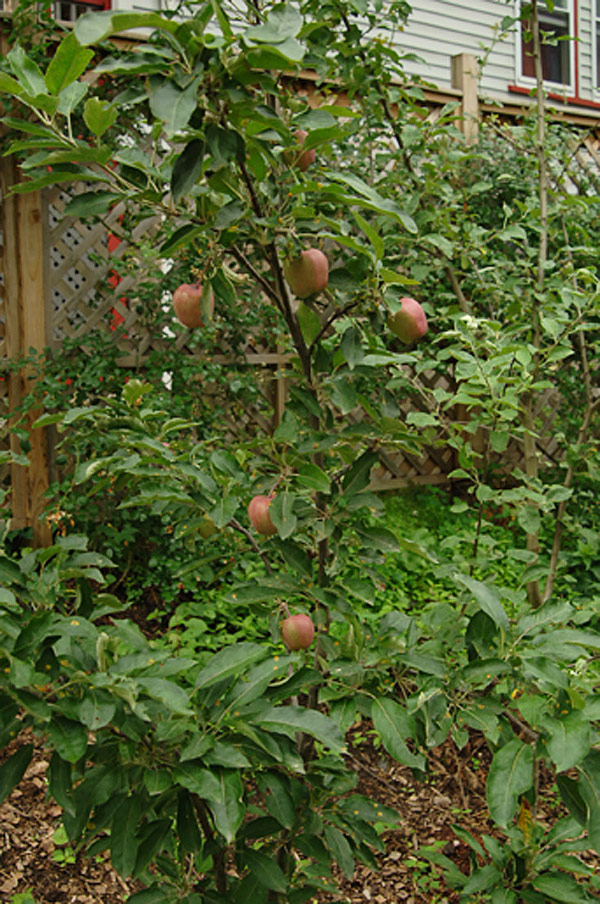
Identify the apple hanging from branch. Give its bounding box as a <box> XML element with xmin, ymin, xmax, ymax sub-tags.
<box><xmin>387</xmin><ymin>296</ymin><xmax>428</xmax><ymax>343</ymax></box>
<box><xmin>248</xmin><ymin>494</ymin><xmax>277</xmax><ymax>536</ymax></box>
<box><xmin>281</xmin><ymin>613</ymin><xmax>315</xmax><ymax>650</ymax></box>
<box><xmin>284</xmin><ymin>129</ymin><xmax>316</xmax><ymax>172</ymax></box>
<box><xmin>172</xmin><ymin>282</ymin><xmax>214</xmax><ymax>328</ymax></box>
<box><xmin>284</xmin><ymin>249</ymin><xmax>329</xmax><ymax>299</ymax></box>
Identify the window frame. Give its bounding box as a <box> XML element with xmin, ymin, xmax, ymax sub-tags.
<box><xmin>515</xmin><ymin>0</ymin><xmax>576</xmax><ymax>93</ymax></box>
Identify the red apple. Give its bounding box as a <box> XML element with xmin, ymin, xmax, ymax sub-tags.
<box><xmin>281</xmin><ymin>613</ymin><xmax>315</xmax><ymax>651</ymax></box>
<box><xmin>285</xmin><ymin>129</ymin><xmax>316</xmax><ymax>172</ymax></box>
<box><xmin>284</xmin><ymin>249</ymin><xmax>329</xmax><ymax>299</ymax></box>
<box><xmin>248</xmin><ymin>494</ymin><xmax>277</xmax><ymax>536</ymax></box>
<box><xmin>172</xmin><ymin>282</ymin><xmax>214</xmax><ymax>328</ymax></box>
<box><xmin>388</xmin><ymin>297</ymin><xmax>428</xmax><ymax>343</ymax></box>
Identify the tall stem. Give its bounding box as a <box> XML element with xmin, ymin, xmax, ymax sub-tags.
<box><xmin>523</xmin><ymin>1</ymin><xmax>547</xmax><ymax>607</ymax></box>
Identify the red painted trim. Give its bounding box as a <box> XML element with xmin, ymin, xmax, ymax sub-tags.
<box><xmin>508</xmin><ymin>83</ymin><xmax>600</xmax><ymax>109</ymax></box>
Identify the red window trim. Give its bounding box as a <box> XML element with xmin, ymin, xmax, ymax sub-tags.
<box><xmin>517</xmin><ymin>0</ymin><xmax>588</xmax><ymax>101</ymax></box>
<box><xmin>507</xmin><ymin>83</ymin><xmax>600</xmax><ymax>109</ymax></box>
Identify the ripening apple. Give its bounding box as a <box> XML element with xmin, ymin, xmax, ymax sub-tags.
<box><xmin>198</xmin><ymin>516</ymin><xmax>218</xmax><ymax>538</ymax></box>
<box><xmin>281</xmin><ymin>613</ymin><xmax>315</xmax><ymax>651</ymax></box>
<box><xmin>248</xmin><ymin>494</ymin><xmax>277</xmax><ymax>536</ymax></box>
<box><xmin>284</xmin><ymin>249</ymin><xmax>329</xmax><ymax>299</ymax></box>
<box><xmin>172</xmin><ymin>282</ymin><xmax>214</xmax><ymax>328</ymax></box>
<box><xmin>284</xmin><ymin>129</ymin><xmax>316</xmax><ymax>172</ymax></box>
<box><xmin>387</xmin><ymin>297</ymin><xmax>428</xmax><ymax>343</ymax></box>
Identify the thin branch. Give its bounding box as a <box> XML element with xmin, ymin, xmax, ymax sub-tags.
<box><xmin>308</xmin><ymin>297</ymin><xmax>362</xmax><ymax>353</ymax></box>
<box><xmin>229</xmin><ymin>517</ymin><xmax>274</xmax><ymax>575</ymax></box>
<box><xmin>446</xmin><ymin>266</ymin><xmax>473</xmax><ymax>316</ymax></box>
<box><xmin>229</xmin><ymin>245</ymin><xmax>282</xmax><ymax>308</ymax></box>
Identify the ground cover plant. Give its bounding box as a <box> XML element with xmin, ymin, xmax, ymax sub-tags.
<box><xmin>1</xmin><ymin>1</ymin><xmax>600</xmax><ymax>902</ymax></box>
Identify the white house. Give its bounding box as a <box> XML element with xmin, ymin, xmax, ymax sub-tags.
<box><xmin>405</xmin><ymin>0</ymin><xmax>600</xmax><ymax>114</ymax></box>
<box><xmin>41</xmin><ymin>1</ymin><xmax>600</xmax><ymax>117</ymax></box>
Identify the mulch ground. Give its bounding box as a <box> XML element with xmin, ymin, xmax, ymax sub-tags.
<box><xmin>0</xmin><ymin>724</ymin><xmax>591</xmax><ymax>904</ymax></box>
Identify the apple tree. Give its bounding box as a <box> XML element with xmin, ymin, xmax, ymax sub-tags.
<box><xmin>2</xmin><ymin>1</ymin><xmax>600</xmax><ymax>902</ymax></box>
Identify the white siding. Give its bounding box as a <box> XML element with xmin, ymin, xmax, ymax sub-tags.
<box><xmin>397</xmin><ymin>0</ymin><xmax>515</xmax><ymax>101</ymax></box>
<box><xmin>578</xmin><ymin>0</ymin><xmax>596</xmax><ymax>96</ymax></box>
<box><xmin>110</xmin><ymin>0</ymin><xmax>161</xmax><ymax>9</ymax></box>
<box><xmin>106</xmin><ymin>0</ymin><xmax>599</xmax><ymax>105</ymax></box>
<box><xmin>400</xmin><ymin>0</ymin><xmax>600</xmax><ymax>105</ymax></box>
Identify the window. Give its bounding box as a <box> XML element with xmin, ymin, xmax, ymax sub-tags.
<box><xmin>54</xmin><ymin>0</ymin><xmax>109</xmax><ymax>21</ymax></box>
<box><xmin>519</xmin><ymin>0</ymin><xmax>573</xmax><ymax>88</ymax></box>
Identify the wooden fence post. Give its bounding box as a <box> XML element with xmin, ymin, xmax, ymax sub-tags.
<box><xmin>451</xmin><ymin>53</ymin><xmax>479</xmax><ymax>144</ymax></box>
<box><xmin>1</xmin><ymin>155</ymin><xmax>53</xmax><ymax>546</ymax></box>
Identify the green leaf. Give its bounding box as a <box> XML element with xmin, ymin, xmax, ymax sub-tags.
<box><xmin>8</xmin><ymin>45</ymin><xmax>47</xmax><ymax>96</ymax></box>
<box><xmin>340</xmin><ymin>326</ymin><xmax>363</xmax><ymax>370</ymax></box>
<box><xmin>171</xmin><ymin>139</ymin><xmax>205</xmax><ymax>201</ymax></box>
<box><xmin>486</xmin><ymin>739</ymin><xmax>533</xmax><ymax>827</ymax></box>
<box><xmin>455</xmin><ymin>575</ymin><xmax>509</xmax><ymax>630</ymax></box>
<box><xmin>533</xmin><ymin>873</ymin><xmax>592</xmax><ymax>903</ymax></box>
<box><xmin>276</xmin><ymin>540</ymin><xmax>313</xmax><ymax>578</ymax></box>
<box><xmin>48</xmin><ymin>752</ymin><xmax>74</xmax><ymax>815</ymax></box>
<box><xmin>518</xmin><ymin>504</ymin><xmax>540</xmax><ymax>535</ymax></box>
<box><xmin>214</xmin><ymin>199</ymin><xmax>246</xmax><ymax>229</ymax></box>
<box><xmin>209</xmin><ymin>769</ymin><xmax>245</xmax><ymax>843</ymax></box>
<box><xmin>57</xmin><ymin>81</ymin><xmax>89</xmax><ymax>116</ymax></box>
<box><xmin>137</xmin><ymin>678</ymin><xmax>193</xmax><ymax>715</ymax></box>
<box><xmin>10</xmin><ymin>168</ymin><xmax>109</xmax><ymax>192</ymax></box>
<box><xmin>206</xmin><ymin>123</ymin><xmax>245</xmax><ymax>166</ymax></box>
<box><xmin>517</xmin><ymin>600</ymin><xmax>573</xmax><ymax>638</ymax></box>
<box><xmin>64</xmin><ymin>191</ymin><xmax>121</xmax><ymax>218</ymax></box>
<box><xmin>223</xmin><ymin>655</ymin><xmax>293</xmax><ymax>711</ymax></box>
<box><xmin>269</xmin><ymin>492</ymin><xmax>297</xmax><ymax>539</ymax></box>
<box><xmin>45</xmin><ymin>33</ymin><xmax>94</xmax><ymax>95</ymax></box>
<box><xmin>0</xmin><ymin>744</ymin><xmax>33</xmax><ymax>805</ymax></box>
<box><xmin>160</xmin><ymin>224</ymin><xmax>206</xmax><ymax>255</ymax></box>
<box><xmin>371</xmin><ymin>697</ymin><xmax>425</xmax><ymax>770</ymax></box>
<box><xmin>244</xmin><ymin>4</ymin><xmax>303</xmax><ymax>43</ymax></box>
<box><xmin>260</xmin><ymin>774</ymin><xmax>296</xmax><ymax>829</ymax></box>
<box><xmin>243</xmin><ymin>848</ymin><xmax>287</xmax><ymax>893</ymax></box>
<box><xmin>133</xmin><ymin>819</ymin><xmax>171</xmax><ymax>878</ymax></box>
<box><xmin>177</xmin><ymin>790</ymin><xmax>202</xmax><ymax>853</ymax></box>
<box><xmin>111</xmin><ymin>794</ymin><xmax>143</xmax><ymax>877</ymax></box>
<box><xmin>149</xmin><ymin>77</ymin><xmax>201</xmax><ymax>137</ymax></box>
<box><xmin>324</xmin><ymin>824</ymin><xmax>354</xmax><ymax>878</ymax></box>
<box><xmin>341</xmin><ymin>450</ymin><xmax>379</xmax><ymax>497</ymax></box>
<box><xmin>353</xmin><ymin>211</ymin><xmax>384</xmax><ymax>260</ymax></box>
<box><xmin>253</xmin><ymin>704</ymin><xmax>344</xmax><ymax>752</ymax></box>
<box><xmin>127</xmin><ymin>887</ymin><xmax>171</xmax><ymax>904</ymax></box>
<box><xmin>329</xmin><ymin>378</ymin><xmax>357</xmax><ymax>415</ymax></box>
<box><xmin>74</xmin><ymin>10</ymin><xmax>179</xmax><ymax>45</ymax></box>
<box><xmin>79</xmin><ymin>692</ymin><xmax>116</xmax><ymax>730</ymax></box>
<box><xmin>297</xmin><ymin>302</ymin><xmax>322</xmax><ymax>345</ymax></box>
<box><xmin>423</xmin><ymin>233</ymin><xmax>454</xmax><ymax>258</ymax></box>
<box><xmin>83</xmin><ymin>97</ymin><xmax>117</xmax><ymax>138</ymax></box>
<box><xmin>206</xmin><ymin>741</ymin><xmax>251</xmax><ymax>769</ymax></box>
<box><xmin>47</xmin><ymin>717</ymin><xmax>88</xmax><ymax>764</ymax></box>
<box><xmin>543</xmin><ymin>712</ymin><xmax>591</xmax><ymax>772</ymax></box>
<box><xmin>195</xmin><ymin>643</ymin><xmax>266</xmax><ymax>690</ymax></box>
<box><xmin>578</xmin><ymin>751</ymin><xmax>600</xmax><ymax>853</ymax></box>
<box><xmin>556</xmin><ymin>776</ymin><xmax>587</xmax><ymax>827</ymax></box>
<box><xmin>296</xmin><ymin>462</ymin><xmax>330</xmax><ymax>493</ymax></box>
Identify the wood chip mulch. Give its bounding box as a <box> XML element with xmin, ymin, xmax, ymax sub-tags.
<box><xmin>0</xmin><ymin>725</ymin><xmax>595</xmax><ymax>904</ymax></box>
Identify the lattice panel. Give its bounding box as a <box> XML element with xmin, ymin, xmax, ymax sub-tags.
<box><xmin>47</xmin><ymin>186</ymin><xmax>164</xmax><ymax>356</ymax></box>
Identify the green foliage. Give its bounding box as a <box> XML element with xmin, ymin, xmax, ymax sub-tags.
<box><xmin>2</xmin><ymin>0</ymin><xmax>600</xmax><ymax>902</ymax></box>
